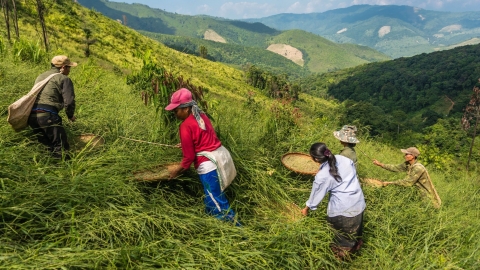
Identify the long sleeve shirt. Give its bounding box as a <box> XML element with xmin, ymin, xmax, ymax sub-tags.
<box><xmin>34</xmin><ymin>67</ymin><xmax>76</xmax><ymax>118</ymax></box>
<box><xmin>306</xmin><ymin>155</ymin><xmax>366</xmax><ymax>217</ymax></box>
<box><xmin>179</xmin><ymin>113</ymin><xmax>221</xmax><ymax>170</ymax></box>
<box><xmin>382</xmin><ymin>161</ymin><xmax>438</xmax><ymax>200</ymax></box>
<box><xmin>339</xmin><ymin>146</ymin><xmax>357</xmax><ymax>164</ymax></box>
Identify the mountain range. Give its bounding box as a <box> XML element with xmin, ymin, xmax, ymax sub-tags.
<box><xmin>245</xmin><ymin>5</ymin><xmax>480</xmax><ymax>58</ymax></box>
<box><xmin>76</xmin><ymin>0</ymin><xmax>390</xmax><ymax>75</ymax></box>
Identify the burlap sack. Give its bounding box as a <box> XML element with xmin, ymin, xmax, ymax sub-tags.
<box><xmin>7</xmin><ymin>73</ymin><xmax>60</xmax><ymax>132</ymax></box>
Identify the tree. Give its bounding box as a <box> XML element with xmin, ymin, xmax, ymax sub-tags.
<box><xmin>199</xmin><ymin>45</ymin><xmax>207</xmax><ymax>59</ymax></box>
<box><xmin>83</xmin><ymin>27</ymin><xmax>96</xmax><ymax>57</ymax></box>
<box><xmin>1</xmin><ymin>0</ymin><xmax>11</xmax><ymax>41</ymax></box>
<box><xmin>36</xmin><ymin>0</ymin><xmax>49</xmax><ymax>51</ymax></box>
<box><xmin>10</xmin><ymin>0</ymin><xmax>18</xmax><ymax>39</ymax></box>
<box><xmin>461</xmin><ymin>79</ymin><xmax>480</xmax><ymax>170</ymax></box>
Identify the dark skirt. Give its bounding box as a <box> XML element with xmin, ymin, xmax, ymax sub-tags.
<box><xmin>326</xmin><ymin>211</ymin><xmax>364</xmax><ymax>249</ymax></box>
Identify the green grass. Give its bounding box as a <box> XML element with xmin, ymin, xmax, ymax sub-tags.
<box><xmin>0</xmin><ymin>1</ymin><xmax>479</xmax><ymax>269</ymax></box>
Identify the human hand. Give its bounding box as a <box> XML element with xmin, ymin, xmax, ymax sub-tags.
<box><xmin>373</xmin><ymin>159</ymin><xmax>383</xmax><ymax>167</ymax></box>
<box><xmin>169</xmin><ymin>165</ymin><xmax>184</xmax><ymax>180</ymax></box>
<box><xmin>69</xmin><ymin>116</ymin><xmax>77</xmax><ymax>122</ymax></box>
<box><xmin>301</xmin><ymin>207</ymin><xmax>309</xmax><ymax>216</ymax></box>
<box><xmin>175</xmin><ymin>143</ymin><xmax>182</xmax><ymax>149</ymax></box>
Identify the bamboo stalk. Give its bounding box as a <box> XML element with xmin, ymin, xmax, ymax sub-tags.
<box><xmin>357</xmin><ymin>148</ymin><xmax>372</xmax><ymax>160</ymax></box>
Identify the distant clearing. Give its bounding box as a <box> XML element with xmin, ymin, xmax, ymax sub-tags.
<box><xmin>337</xmin><ymin>28</ymin><xmax>347</xmax><ymax>34</ymax></box>
<box><xmin>204</xmin><ymin>29</ymin><xmax>227</xmax><ymax>43</ymax></box>
<box><xmin>378</xmin><ymin>26</ymin><xmax>391</xmax><ymax>38</ymax></box>
<box><xmin>439</xmin><ymin>24</ymin><xmax>462</xmax><ymax>32</ymax></box>
<box><xmin>434</xmin><ymin>38</ymin><xmax>480</xmax><ymax>51</ymax></box>
<box><xmin>266</xmin><ymin>44</ymin><xmax>304</xmax><ymax>66</ymax></box>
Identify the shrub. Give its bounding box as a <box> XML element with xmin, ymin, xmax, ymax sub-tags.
<box><xmin>12</xmin><ymin>39</ymin><xmax>47</xmax><ymax>64</ymax></box>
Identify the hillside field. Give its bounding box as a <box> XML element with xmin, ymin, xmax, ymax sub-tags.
<box><xmin>0</xmin><ymin>1</ymin><xmax>479</xmax><ymax>269</ymax></box>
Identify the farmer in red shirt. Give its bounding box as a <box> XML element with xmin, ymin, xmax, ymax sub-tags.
<box><xmin>166</xmin><ymin>88</ymin><xmax>239</xmax><ymax>225</ymax></box>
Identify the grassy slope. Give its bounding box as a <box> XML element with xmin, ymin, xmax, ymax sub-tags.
<box><xmin>270</xmin><ymin>30</ymin><xmax>390</xmax><ymax>73</ymax></box>
<box><xmin>0</xmin><ymin>1</ymin><xmax>479</xmax><ymax>269</ymax></box>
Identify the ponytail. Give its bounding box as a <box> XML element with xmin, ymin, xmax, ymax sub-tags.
<box><xmin>310</xmin><ymin>142</ymin><xmax>342</xmax><ymax>182</ymax></box>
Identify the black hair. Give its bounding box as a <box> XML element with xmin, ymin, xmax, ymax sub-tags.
<box><xmin>310</xmin><ymin>142</ymin><xmax>342</xmax><ymax>182</ymax></box>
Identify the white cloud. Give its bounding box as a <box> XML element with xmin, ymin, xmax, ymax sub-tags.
<box><xmin>197</xmin><ymin>4</ymin><xmax>212</xmax><ymax>14</ymax></box>
<box><xmin>219</xmin><ymin>2</ymin><xmax>278</xmax><ymax>18</ymax></box>
<box><xmin>306</xmin><ymin>1</ymin><xmax>330</xmax><ymax>13</ymax></box>
<box><xmin>287</xmin><ymin>2</ymin><xmax>303</xmax><ymax>13</ymax></box>
<box><xmin>426</xmin><ymin>0</ymin><xmax>444</xmax><ymax>9</ymax></box>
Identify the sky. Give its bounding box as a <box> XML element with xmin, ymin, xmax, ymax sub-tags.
<box><xmin>109</xmin><ymin>0</ymin><xmax>480</xmax><ymax>19</ymax></box>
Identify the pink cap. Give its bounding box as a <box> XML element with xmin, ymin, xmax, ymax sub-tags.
<box><xmin>165</xmin><ymin>88</ymin><xmax>193</xmax><ymax>110</ymax></box>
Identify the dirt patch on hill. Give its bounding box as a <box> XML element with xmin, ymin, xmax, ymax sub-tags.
<box><xmin>378</xmin><ymin>26</ymin><xmax>391</xmax><ymax>38</ymax></box>
<box><xmin>439</xmin><ymin>24</ymin><xmax>462</xmax><ymax>33</ymax></box>
<box><xmin>204</xmin><ymin>29</ymin><xmax>226</xmax><ymax>43</ymax></box>
<box><xmin>267</xmin><ymin>44</ymin><xmax>304</xmax><ymax>66</ymax></box>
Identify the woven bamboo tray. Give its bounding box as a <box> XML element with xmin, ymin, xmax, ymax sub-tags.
<box><xmin>281</xmin><ymin>152</ymin><xmax>319</xmax><ymax>175</ymax></box>
<box><xmin>73</xmin><ymin>133</ymin><xmax>105</xmax><ymax>149</ymax></box>
<box><xmin>361</xmin><ymin>178</ymin><xmax>384</xmax><ymax>187</ymax></box>
<box><xmin>133</xmin><ymin>162</ymin><xmax>181</xmax><ymax>181</ymax></box>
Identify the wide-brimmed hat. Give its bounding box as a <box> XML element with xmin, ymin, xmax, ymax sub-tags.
<box><xmin>51</xmin><ymin>55</ymin><xmax>77</xmax><ymax>67</ymax></box>
<box><xmin>165</xmin><ymin>88</ymin><xmax>193</xmax><ymax>110</ymax></box>
<box><xmin>401</xmin><ymin>147</ymin><xmax>420</xmax><ymax>157</ymax></box>
<box><xmin>333</xmin><ymin>125</ymin><xmax>360</xmax><ymax>144</ymax></box>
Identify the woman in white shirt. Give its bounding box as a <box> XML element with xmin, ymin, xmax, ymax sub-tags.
<box><xmin>301</xmin><ymin>142</ymin><xmax>366</xmax><ymax>260</ymax></box>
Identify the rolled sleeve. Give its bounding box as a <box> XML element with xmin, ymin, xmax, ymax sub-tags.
<box><xmin>382</xmin><ymin>163</ymin><xmax>407</xmax><ymax>173</ymax></box>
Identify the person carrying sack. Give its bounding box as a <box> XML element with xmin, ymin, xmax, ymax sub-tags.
<box><xmin>28</xmin><ymin>55</ymin><xmax>78</xmax><ymax>159</ymax></box>
<box><xmin>166</xmin><ymin>88</ymin><xmax>240</xmax><ymax>226</ymax></box>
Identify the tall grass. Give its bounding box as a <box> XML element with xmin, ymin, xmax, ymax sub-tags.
<box><xmin>12</xmin><ymin>39</ymin><xmax>47</xmax><ymax>64</ymax></box>
<box><xmin>0</xmin><ymin>2</ymin><xmax>479</xmax><ymax>269</ymax></box>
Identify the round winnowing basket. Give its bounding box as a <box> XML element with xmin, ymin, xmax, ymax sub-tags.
<box><xmin>361</xmin><ymin>178</ymin><xmax>384</xmax><ymax>188</ymax></box>
<box><xmin>281</xmin><ymin>152</ymin><xmax>319</xmax><ymax>176</ymax></box>
<box><xmin>74</xmin><ymin>133</ymin><xmax>105</xmax><ymax>149</ymax></box>
<box><xmin>133</xmin><ymin>162</ymin><xmax>182</xmax><ymax>181</ymax></box>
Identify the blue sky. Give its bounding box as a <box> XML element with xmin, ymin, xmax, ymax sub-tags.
<box><xmin>109</xmin><ymin>0</ymin><xmax>480</xmax><ymax>19</ymax></box>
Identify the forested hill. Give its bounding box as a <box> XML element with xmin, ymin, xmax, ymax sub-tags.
<box><xmin>299</xmin><ymin>43</ymin><xmax>480</xmax><ymax>137</ymax></box>
<box><xmin>77</xmin><ymin>0</ymin><xmax>280</xmax><ymax>47</ymax></box>
<box><xmin>327</xmin><ymin>44</ymin><xmax>480</xmax><ymax>115</ymax></box>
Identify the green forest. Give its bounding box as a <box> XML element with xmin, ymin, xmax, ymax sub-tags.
<box><xmin>0</xmin><ymin>0</ymin><xmax>479</xmax><ymax>269</ymax></box>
